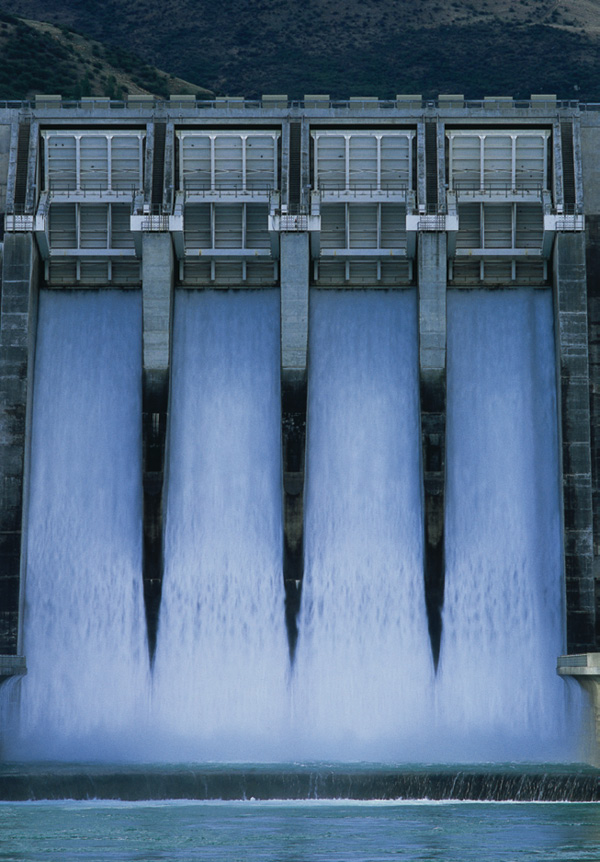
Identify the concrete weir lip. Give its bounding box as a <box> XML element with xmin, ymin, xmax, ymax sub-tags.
<box><xmin>0</xmin><ymin>764</ymin><xmax>599</xmax><ymax>802</ymax></box>
<box><xmin>0</xmin><ymin>656</ymin><xmax>26</xmax><ymax>681</ymax></box>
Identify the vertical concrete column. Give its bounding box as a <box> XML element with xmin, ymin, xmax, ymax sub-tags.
<box><xmin>0</xmin><ymin>233</ymin><xmax>38</xmax><ymax>656</ymax></box>
<box><xmin>280</xmin><ymin>230</ymin><xmax>309</xmax><ymax>656</ymax></box>
<box><xmin>553</xmin><ymin>231</ymin><xmax>595</xmax><ymax>652</ymax></box>
<box><xmin>141</xmin><ymin>231</ymin><xmax>174</xmax><ymax>660</ymax></box>
<box><xmin>586</xmin><ymin>216</ymin><xmax>600</xmax><ymax>645</ymax></box>
<box><xmin>418</xmin><ymin>231</ymin><xmax>447</xmax><ymax>668</ymax></box>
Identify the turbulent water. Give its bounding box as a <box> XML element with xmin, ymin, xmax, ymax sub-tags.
<box><xmin>292</xmin><ymin>291</ymin><xmax>434</xmax><ymax>759</ymax></box>
<box><xmin>6</xmin><ymin>290</ymin><xmax>150</xmax><ymax>760</ymax></box>
<box><xmin>151</xmin><ymin>291</ymin><xmax>289</xmax><ymax>760</ymax></box>
<box><xmin>436</xmin><ymin>289</ymin><xmax>579</xmax><ymax>760</ymax></box>
<box><xmin>3</xmin><ymin>800</ymin><xmax>600</xmax><ymax>862</ymax></box>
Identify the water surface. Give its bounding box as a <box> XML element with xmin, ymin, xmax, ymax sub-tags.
<box><xmin>2</xmin><ymin>800</ymin><xmax>600</xmax><ymax>861</ymax></box>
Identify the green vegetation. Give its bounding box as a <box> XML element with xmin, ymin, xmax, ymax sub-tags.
<box><xmin>0</xmin><ymin>0</ymin><xmax>599</xmax><ymax>100</ymax></box>
<box><xmin>0</xmin><ymin>10</ymin><xmax>210</xmax><ymax>100</ymax></box>
<box><xmin>0</xmin><ymin>14</ymin><xmax>79</xmax><ymax>99</ymax></box>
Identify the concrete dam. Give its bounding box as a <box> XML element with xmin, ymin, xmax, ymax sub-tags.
<box><xmin>0</xmin><ymin>93</ymin><xmax>599</xmax><ymax>763</ymax></box>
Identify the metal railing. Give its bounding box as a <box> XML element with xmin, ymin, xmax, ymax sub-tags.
<box><xmin>141</xmin><ymin>214</ymin><xmax>170</xmax><ymax>231</ymax></box>
<box><xmin>45</xmin><ymin>183</ymin><xmax>140</xmax><ymax>199</ymax></box>
<box><xmin>183</xmin><ymin>184</ymin><xmax>274</xmax><ymax>198</ymax></box>
<box><xmin>318</xmin><ymin>184</ymin><xmax>410</xmax><ymax>197</ymax></box>
<box><xmin>452</xmin><ymin>180</ymin><xmax>544</xmax><ymax>196</ymax></box>
<box><xmin>417</xmin><ymin>214</ymin><xmax>447</xmax><ymax>231</ymax></box>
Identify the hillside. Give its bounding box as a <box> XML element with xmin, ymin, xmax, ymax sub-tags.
<box><xmin>0</xmin><ymin>11</ymin><xmax>212</xmax><ymax>100</ymax></box>
<box><xmin>1</xmin><ymin>0</ymin><xmax>600</xmax><ymax>99</ymax></box>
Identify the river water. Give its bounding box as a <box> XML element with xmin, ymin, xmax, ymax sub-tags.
<box><xmin>2</xmin><ymin>799</ymin><xmax>600</xmax><ymax>861</ymax></box>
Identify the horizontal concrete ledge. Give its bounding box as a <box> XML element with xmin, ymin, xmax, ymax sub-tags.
<box><xmin>558</xmin><ymin>653</ymin><xmax>600</xmax><ymax>675</ymax></box>
<box><xmin>0</xmin><ymin>765</ymin><xmax>599</xmax><ymax>801</ymax></box>
<box><xmin>0</xmin><ymin>655</ymin><xmax>26</xmax><ymax>678</ymax></box>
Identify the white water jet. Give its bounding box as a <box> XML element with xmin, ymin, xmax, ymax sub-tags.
<box><xmin>151</xmin><ymin>290</ymin><xmax>289</xmax><ymax>759</ymax></box>
<box><xmin>8</xmin><ymin>290</ymin><xmax>150</xmax><ymax>760</ymax></box>
<box><xmin>436</xmin><ymin>289</ymin><xmax>581</xmax><ymax>761</ymax></box>
<box><xmin>292</xmin><ymin>290</ymin><xmax>434</xmax><ymax>760</ymax></box>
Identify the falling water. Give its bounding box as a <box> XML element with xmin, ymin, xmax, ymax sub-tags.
<box><xmin>436</xmin><ymin>289</ymin><xmax>580</xmax><ymax>761</ymax></box>
<box><xmin>151</xmin><ymin>290</ymin><xmax>289</xmax><ymax>759</ymax></box>
<box><xmin>7</xmin><ymin>290</ymin><xmax>150</xmax><ymax>760</ymax></box>
<box><xmin>0</xmin><ymin>286</ymin><xmax>584</xmax><ymax>764</ymax></box>
<box><xmin>292</xmin><ymin>290</ymin><xmax>434</xmax><ymax>759</ymax></box>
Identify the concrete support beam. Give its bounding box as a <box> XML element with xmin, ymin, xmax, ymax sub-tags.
<box><xmin>0</xmin><ymin>655</ymin><xmax>26</xmax><ymax>682</ymax></box>
<box><xmin>558</xmin><ymin>653</ymin><xmax>600</xmax><ymax>763</ymax></box>
<box><xmin>554</xmin><ymin>232</ymin><xmax>595</xmax><ymax>651</ymax></box>
<box><xmin>0</xmin><ymin>233</ymin><xmax>39</xmax><ymax>655</ymax></box>
<box><xmin>280</xmin><ymin>231</ymin><xmax>309</xmax><ymax>657</ymax></box>
<box><xmin>418</xmin><ymin>231</ymin><xmax>447</xmax><ymax>668</ymax></box>
<box><xmin>141</xmin><ymin>232</ymin><xmax>174</xmax><ymax>660</ymax></box>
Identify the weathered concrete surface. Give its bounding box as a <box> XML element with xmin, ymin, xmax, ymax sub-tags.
<box><xmin>0</xmin><ymin>654</ymin><xmax>26</xmax><ymax>680</ymax></box>
<box><xmin>0</xmin><ymin>233</ymin><xmax>39</xmax><ymax>654</ymax></box>
<box><xmin>586</xmin><ymin>215</ymin><xmax>600</xmax><ymax>644</ymax></box>
<box><xmin>554</xmin><ymin>231</ymin><xmax>595</xmax><ymax>652</ymax></box>
<box><xmin>558</xmin><ymin>653</ymin><xmax>600</xmax><ymax>763</ymax></box>
<box><xmin>418</xmin><ymin>231</ymin><xmax>447</xmax><ymax>668</ymax></box>
<box><xmin>581</xmin><ymin>124</ymin><xmax>600</xmax><ymax>216</ymax></box>
<box><xmin>0</xmin><ymin>124</ymin><xmax>11</xmax><ymax>216</ymax></box>
<box><xmin>280</xmin><ymin>232</ymin><xmax>309</xmax><ymax>374</ymax></box>
<box><xmin>280</xmin><ymin>231</ymin><xmax>309</xmax><ymax>656</ymax></box>
<box><xmin>141</xmin><ymin>232</ymin><xmax>174</xmax><ymax>660</ymax></box>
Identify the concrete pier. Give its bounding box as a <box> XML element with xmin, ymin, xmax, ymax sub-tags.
<box><xmin>553</xmin><ymin>232</ymin><xmax>595</xmax><ymax>652</ymax></box>
<box><xmin>141</xmin><ymin>231</ymin><xmax>174</xmax><ymax>660</ymax></box>
<box><xmin>418</xmin><ymin>231</ymin><xmax>447</xmax><ymax>668</ymax></box>
<box><xmin>280</xmin><ymin>231</ymin><xmax>309</xmax><ymax>656</ymax></box>
<box><xmin>0</xmin><ymin>232</ymin><xmax>38</xmax><ymax>656</ymax></box>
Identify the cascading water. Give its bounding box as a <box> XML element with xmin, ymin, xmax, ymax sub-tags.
<box><xmin>0</xmin><ymin>285</ymin><xmax>583</xmax><ymax>764</ymax></box>
<box><xmin>6</xmin><ymin>290</ymin><xmax>150</xmax><ymax>760</ymax></box>
<box><xmin>436</xmin><ymin>289</ymin><xmax>580</xmax><ymax>761</ymax></box>
<box><xmin>292</xmin><ymin>290</ymin><xmax>435</xmax><ymax>759</ymax></box>
<box><xmin>151</xmin><ymin>290</ymin><xmax>289</xmax><ymax>759</ymax></box>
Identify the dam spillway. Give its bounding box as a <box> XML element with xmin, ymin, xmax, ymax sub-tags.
<box><xmin>152</xmin><ymin>290</ymin><xmax>289</xmax><ymax>758</ymax></box>
<box><xmin>438</xmin><ymin>290</ymin><xmax>568</xmax><ymax>761</ymax></box>
<box><xmin>293</xmin><ymin>290</ymin><xmax>434</xmax><ymax>758</ymax></box>
<box><xmin>0</xmin><ymin>95</ymin><xmax>598</xmax><ymax>764</ymax></box>
<box><xmin>14</xmin><ymin>290</ymin><xmax>150</xmax><ymax>759</ymax></box>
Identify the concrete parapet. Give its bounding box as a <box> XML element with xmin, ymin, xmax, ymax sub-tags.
<box><xmin>396</xmin><ymin>95</ymin><xmax>422</xmax><ymax>108</ymax></box>
<box><xmin>34</xmin><ymin>95</ymin><xmax>61</xmax><ymax>109</ymax></box>
<box><xmin>303</xmin><ymin>95</ymin><xmax>329</xmax><ymax>109</ymax></box>
<box><xmin>262</xmin><ymin>95</ymin><xmax>288</xmax><ymax>108</ymax></box>
<box><xmin>438</xmin><ymin>94</ymin><xmax>464</xmax><ymax>108</ymax></box>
